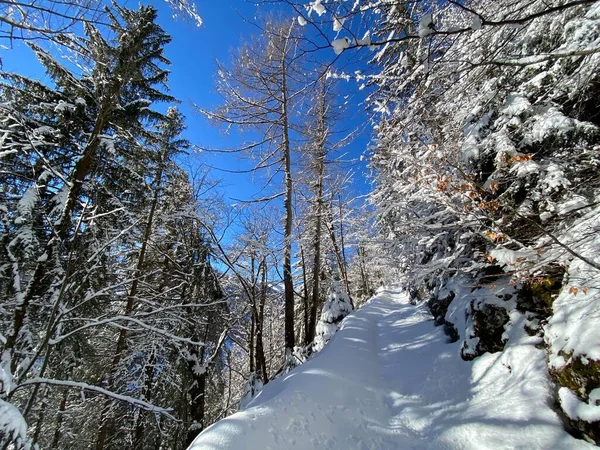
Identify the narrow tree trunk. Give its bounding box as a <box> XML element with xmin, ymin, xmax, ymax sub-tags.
<box><xmin>300</xmin><ymin>246</ymin><xmax>310</xmax><ymax>346</ymax></box>
<box><xmin>153</xmin><ymin>417</ymin><xmax>162</xmax><ymax>450</ymax></box>
<box><xmin>249</xmin><ymin>303</ymin><xmax>256</xmax><ymax>374</ymax></box>
<box><xmin>185</xmin><ymin>372</ymin><xmax>206</xmax><ymax>447</ymax></box>
<box><xmin>338</xmin><ymin>194</ymin><xmax>351</xmax><ymax>302</ymax></box>
<box><xmin>31</xmin><ymin>389</ymin><xmax>47</xmax><ymax>447</ymax></box>
<box><xmin>326</xmin><ymin>197</ymin><xmax>348</xmax><ymax>291</ymax></box>
<box><xmin>358</xmin><ymin>247</ymin><xmax>371</xmax><ymax>298</ymax></box>
<box><xmin>306</xmin><ymin>108</ymin><xmax>326</xmax><ymax>347</ymax></box>
<box><xmin>185</xmin><ymin>323</ymin><xmax>211</xmax><ymax>446</ymax></box>
<box><xmin>307</xmin><ymin>213</ymin><xmax>323</xmax><ymax>346</ymax></box>
<box><xmin>281</xmin><ymin>51</ymin><xmax>295</xmax><ymax>353</ymax></box>
<box><xmin>255</xmin><ymin>259</ymin><xmax>269</xmax><ymax>383</ymax></box>
<box><xmin>50</xmin><ymin>389</ymin><xmax>69</xmax><ymax>449</ymax></box>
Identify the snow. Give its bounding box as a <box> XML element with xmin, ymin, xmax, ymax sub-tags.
<box><xmin>471</xmin><ymin>14</ymin><xmax>482</xmax><ymax>31</ymax></box>
<box><xmin>332</xmin><ymin>37</ymin><xmax>351</xmax><ymax>55</ymax></box>
<box><xmin>298</xmin><ymin>16</ymin><xmax>307</xmax><ymax>26</ymax></box>
<box><xmin>333</xmin><ymin>17</ymin><xmax>345</xmax><ymax>32</ymax></box>
<box><xmin>372</xmin><ymin>100</ymin><xmax>389</xmax><ymax>115</ymax></box>
<box><xmin>545</xmin><ymin>205</ymin><xmax>600</xmax><ymax>366</ymax></box>
<box><xmin>419</xmin><ymin>14</ymin><xmax>434</xmax><ymax>38</ymax></box>
<box><xmin>462</xmin><ymin>111</ymin><xmax>492</xmax><ymax>162</ymax></box>
<box><xmin>0</xmin><ymin>399</ymin><xmax>30</xmax><ymax>449</ymax></box>
<box><xmin>308</xmin><ymin>0</ymin><xmax>326</xmax><ymax>17</ymax></box>
<box><xmin>53</xmin><ymin>100</ymin><xmax>75</xmax><ymax>113</ymax></box>
<box><xmin>560</xmin><ymin>388</ymin><xmax>600</xmax><ymax>422</ymax></box>
<box><xmin>0</xmin><ymin>149</ymin><xmax>18</xmax><ymax>158</ymax></box>
<box><xmin>189</xmin><ymin>288</ymin><xmax>591</xmax><ymax>449</ymax></box>
<box><xmin>0</xmin><ymin>350</ymin><xmax>13</xmax><ymax>395</ymax></box>
<box><xmin>319</xmin><ymin>282</ymin><xmax>353</xmax><ymax>324</ymax></box>
<box><xmin>557</xmin><ymin>196</ymin><xmax>589</xmax><ymax>216</ymax></box>
<box><xmin>511</xmin><ymin>159</ymin><xmax>540</xmax><ymax>178</ymax></box>
<box><xmin>542</xmin><ymin>162</ymin><xmax>571</xmax><ymax>194</ymax></box>
<box><xmin>239</xmin><ymin>373</ymin><xmax>264</xmax><ymax>411</ymax></box>
<box><xmin>164</xmin><ymin>0</ymin><xmax>203</xmax><ymax>26</ymax></box>
<box><xmin>490</xmin><ymin>247</ymin><xmax>537</xmax><ymax>267</ymax></box>
<box><xmin>529</xmin><ymin>107</ymin><xmax>573</xmax><ymax>143</ymax></box>
<box><xmin>357</xmin><ymin>31</ymin><xmax>371</xmax><ymax>47</ymax></box>
<box><xmin>500</xmin><ymin>94</ymin><xmax>531</xmax><ymax>118</ymax></box>
<box><xmin>17</xmin><ymin>183</ymin><xmax>39</xmax><ymax>218</ymax></box>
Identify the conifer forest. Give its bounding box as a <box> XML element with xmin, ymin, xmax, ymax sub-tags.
<box><xmin>1</xmin><ymin>0</ymin><xmax>600</xmax><ymax>449</ymax></box>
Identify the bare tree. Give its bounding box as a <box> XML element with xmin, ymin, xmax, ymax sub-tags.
<box><xmin>0</xmin><ymin>0</ymin><xmax>202</xmax><ymax>45</ymax></box>
<box><xmin>203</xmin><ymin>19</ymin><xmax>302</xmax><ymax>355</ymax></box>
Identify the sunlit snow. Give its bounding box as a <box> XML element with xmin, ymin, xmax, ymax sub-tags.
<box><xmin>188</xmin><ymin>288</ymin><xmax>592</xmax><ymax>450</ymax></box>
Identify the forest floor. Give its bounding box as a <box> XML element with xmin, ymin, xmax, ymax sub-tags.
<box><xmin>189</xmin><ymin>287</ymin><xmax>593</xmax><ymax>449</ymax></box>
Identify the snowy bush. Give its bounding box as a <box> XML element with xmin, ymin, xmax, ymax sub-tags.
<box><xmin>0</xmin><ymin>399</ymin><xmax>31</xmax><ymax>450</ymax></box>
<box><xmin>313</xmin><ymin>281</ymin><xmax>353</xmax><ymax>352</ymax></box>
<box><xmin>239</xmin><ymin>373</ymin><xmax>264</xmax><ymax>411</ymax></box>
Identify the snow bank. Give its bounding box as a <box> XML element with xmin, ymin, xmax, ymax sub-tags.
<box><xmin>545</xmin><ymin>206</ymin><xmax>600</xmax><ymax>366</ymax></box>
<box><xmin>560</xmin><ymin>388</ymin><xmax>600</xmax><ymax>423</ymax></box>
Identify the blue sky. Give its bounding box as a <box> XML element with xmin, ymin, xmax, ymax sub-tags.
<box><xmin>1</xmin><ymin>1</ymin><xmax>374</xmax><ymax>205</ymax></box>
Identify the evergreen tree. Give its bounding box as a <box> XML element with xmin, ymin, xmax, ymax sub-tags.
<box><xmin>313</xmin><ymin>280</ymin><xmax>353</xmax><ymax>353</ymax></box>
<box><xmin>0</xmin><ymin>4</ymin><xmax>186</xmax><ymax>447</ymax></box>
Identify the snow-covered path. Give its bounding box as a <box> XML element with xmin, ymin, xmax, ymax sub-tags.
<box><xmin>189</xmin><ymin>288</ymin><xmax>592</xmax><ymax>450</ymax></box>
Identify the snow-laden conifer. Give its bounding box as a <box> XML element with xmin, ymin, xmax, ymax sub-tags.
<box><xmin>313</xmin><ymin>280</ymin><xmax>353</xmax><ymax>352</ymax></box>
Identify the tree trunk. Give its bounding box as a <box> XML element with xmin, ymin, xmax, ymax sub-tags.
<box><xmin>326</xmin><ymin>197</ymin><xmax>348</xmax><ymax>292</ymax></box>
<box><xmin>300</xmin><ymin>245</ymin><xmax>310</xmax><ymax>346</ymax></box>
<box><xmin>50</xmin><ymin>389</ymin><xmax>69</xmax><ymax>449</ymax></box>
<box><xmin>249</xmin><ymin>302</ymin><xmax>256</xmax><ymax>374</ymax></box>
<box><xmin>255</xmin><ymin>259</ymin><xmax>269</xmax><ymax>383</ymax></box>
<box><xmin>185</xmin><ymin>371</ymin><xmax>206</xmax><ymax>447</ymax></box>
<box><xmin>306</xmin><ymin>100</ymin><xmax>326</xmax><ymax>347</ymax></box>
<box><xmin>358</xmin><ymin>247</ymin><xmax>371</xmax><ymax>299</ymax></box>
<box><xmin>281</xmin><ymin>50</ymin><xmax>295</xmax><ymax>353</ymax></box>
<box><xmin>31</xmin><ymin>390</ymin><xmax>47</xmax><ymax>447</ymax></box>
<box><xmin>338</xmin><ymin>194</ymin><xmax>351</xmax><ymax>303</ymax></box>
<box><xmin>185</xmin><ymin>323</ymin><xmax>211</xmax><ymax>446</ymax></box>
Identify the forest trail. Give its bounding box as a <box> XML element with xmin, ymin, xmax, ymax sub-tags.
<box><xmin>189</xmin><ymin>288</ymin><xmax>592</xmax><ymax>450</ymax></box>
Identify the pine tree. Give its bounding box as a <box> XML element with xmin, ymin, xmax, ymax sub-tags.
<box><xmin>0</xmin><ymin>4</ymin><xmax>182</xmax><ymax>447</ymax></box>
<box><xmin>313</xmin><ymin>279</ymin><xmax>353</xmax><ymax>353</ymax></box>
